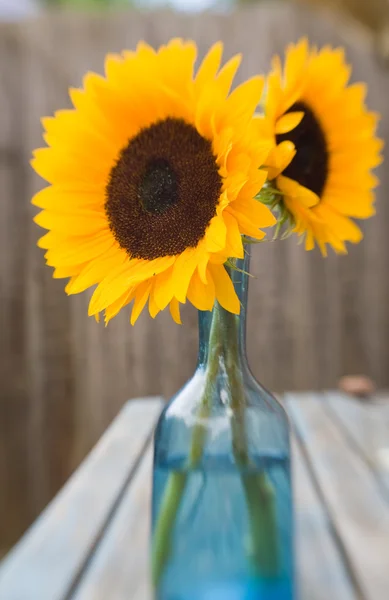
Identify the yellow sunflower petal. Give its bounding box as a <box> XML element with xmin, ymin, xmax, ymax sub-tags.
<box><xmin>169</xmin><ymin>298</ymin><xmax>182</xmax><ymax>325</ymax></box>
<box><xmin>284</xmin><ymin>38</ymin><xmax>309</xmax><ymax>95</ymax></box>
<box><xmin>37</xmin><ymin>230</ymin><xmax>68</xmax><ymax>249</ymax></box>
<box><xmin>197</xmin><ymin>250</ymin><xmax>210</xmax><ymax>285</ymax></box>
<box><xmin>228</xmin><ymin>206</ymin><xmax>267</xmax><ymax>240</ymax></box>
<box><xmin>42</xmin><ymin>110</ymin><xmax>118</xmax><ymax>160</ymax></box>
<box><xmin>205</xmin><ymin>215</ymin><xmax>227</xmax><ymax>253</ymax></box>
<box><xmin>148</xmin><ymin>281</ymin><xmax>162</xmax><ymax>319</ymax></box>
<box><xmin>265</xmin><ymin>68</ymin><xmax>282</xmax><ymax>119</ymax></box>
<box><xmin>130</xmin><ymin>280</ymin><xmax>152</xmax><ymax>325</ymax></box>
<box><xmin>157</xmin><ymin>39</ymin><xmax>197</xmax><ymax>98</ymax></box>
<box><xmin>304</xmin><ymin>230</ymin><xmax>315</xmax><ymax>251</ymax></box>
<box><xmin>194</xmin><ymin>83</ymin><xmax>224</xmax><ymax>139</ymax></box>
<box><xmin>208</xmin><ymin>263</ymin><xmax>240</xmax><ymax>315</ymax></box>
<box><xmin>32</xmin><ymin>185</ymin><xmax>104</xmax><ymax>210</ymax></box>
<box><xmin>215</xmin><ymin>54</ymin><xmax>242</xmax><ymax>96</ymax></box>
<box><xmin>45</xmin><ymin>231</ymin><xmax>114</xmax><ymax>267</ymax></box>
<box><xmin>278</xmin><ymin>40</ymin><xmax>309</xmax><ymax>116</ymax></box>
<box><xmin>222</xmin><ymin>76</ymin><xmax>264</xmax><ymax>125</ymax></box>
<box><xmin>237</xmin><ymin>168</ymin><xmax>267</xmax><ymax>203</ymax></box>
<box><xmin>171</xmin><ymin>247</ymin><xmax>200</xmax><ymax>304</ymax></box>
<box><xmin>153</xmin><ymin>267</ymin><xmax>175</xmax><ymax>311</ymax></box>
<box><xmin>186</xmin><ymin>268</ymin><xmax>215</xmax><ymax>311</ymax></box>
<box><xmin>266</xmin><ymin>141</ymin><xmax>296</xmax><ymax>180</ymax></box>
<box><xmin>233</xmin><ymin>197</ymin><xmax>277</xmax><ymax>228</ymax></box>
<box><xmin>325</xmin><ymin>191</ymin><xmax>375</xmax><ymax>218</ymax></box>
<box><xmin>195</xmin><ymin>42</ymin><xmax>223</xmax><ymax>92</ymax></box>
<box><xmin>277</xmin><ymin>175</ymin><xmax>319</xmax><ymax>208</ymax></box>
<box><xmin>105</xmin><ymin>288</ymin><xmax>135</xmax><ymax>325</ymax></box>
<box><xmin>104</xmin><ymin>52</ymin><xmax>125</xmax><ymax>82</ymax></box>
<box><xmin>31</xmin><ymin>147</ymin><xmax>109</xmax><ymax>185</ymax></box>
<box><xmin>315</xmin><ymin>204</ymin><xmax>363</xmax><ymax>243</ymax></box>
<box><xmin>89</xmin><ymin>256</ymin><xmax>174</xmax><ymax>315</ymax></box>
<box><xmin>324</xmin><ymin>229</ymin><xmax>348</xmax><ymax>254</ymax></box>
<box><xmin>275</xmin><ymin>111</ymin><xmax>304</xmax><ymax>135</ymax></box>
<box><xmin>65</xmin><ymin>246</ymin><xmax>127</xmax><ymax>294</ymax></box>
<box><xmin>53</xmin><ymin>264</ymin><xmax>86</xmax><ymax>279</ymax></box>
<box><xmin>34</xmin><ymin>209</ymin><xmax>108</xmax><ymax>235</ymax></box>
<box><xmin>223</xmin><ymin>212</ymin><xmax>244</xmax><ymax>259</ymax></box>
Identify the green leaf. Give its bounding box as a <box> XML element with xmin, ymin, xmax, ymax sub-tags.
<box><xmin>225</xmin><ymin>258</ymin><xmax>255</xmax><ymax>278</ymax></box>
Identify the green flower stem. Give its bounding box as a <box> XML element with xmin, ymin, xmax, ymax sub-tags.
<box><xmin>151</xmin><ymin>302</ymin><xmax>279</xmax><ymax>588</ymax></box>
<box><xmin>243</xmin><ymin>472</ymin><xmax>279</xmax><ymax>576</ymax></box>
<box><xmin>223</xmin><ymin>310</ymin><xmax>250</xmax><ymax>464</ymax></box>
<box><xmin>151</xmin><ymin>307</ymin><xmax>222</xmax><ymax>586</ymax></box>
<box><xmin>189</xmin><ymin>307</ymin><xmax>222</xmax><ymax>464</ymax></box>
<box><xmin>223</xmin><ymin>309</ymin><xmax>279</xmax><ymax>577</ymax></box>
<box><xmin>151</xmin><ymin>472</ymin><xmax>187</xmax><ymax>586</ymax></box>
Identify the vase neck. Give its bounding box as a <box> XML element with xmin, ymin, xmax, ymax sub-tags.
<box><xmin>197</xmin><ymin>247</ymin><xmax>250</xmax><ymax>368</ymax></box>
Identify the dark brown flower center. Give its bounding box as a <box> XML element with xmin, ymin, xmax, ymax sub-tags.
<box><xmin>276</xmin><ymin>102</ymin><xmax>328</xmax><ymax>197</ymax></box>
<box><xmin>139</xmin><ymin>158</ymin><xmax>179</xmax><ymax>215</ymax></box>
<box><xmin>105</xmin><ymin>118</ymin><xmax>222</xmax><ymax>260</ymax></box>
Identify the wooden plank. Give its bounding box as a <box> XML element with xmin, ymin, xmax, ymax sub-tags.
<box><xmin>287</xmin><ymin>392</ymin><xmax>389</xmax><ymax>600</ymax></box>
<box><xmin>0</xmin><ymin>398</ymin><xmax>163</xmax><ymax>600</ymax></box>
<box><xmin>292</xmin><ymin>438</ymin><xmax>357</xmax><ymax>600</ymax></box>
<box><xmin>70</xmin><ymin>447</ymin><xmax>154</xmax><ymax>600</ymax></box>
<box><xmin>325</xmin><ymin>391</ymin><xmax>389</xmax><ymax>495</ymax></box>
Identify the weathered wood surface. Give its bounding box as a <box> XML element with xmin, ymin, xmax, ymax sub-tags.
<box><xmin>287</xmin><ymin>392</ymin><xmax>389</xmax><ymax>600</ymax></box>
<box><xmin>292</xmin><ymin>438</ymin><xmax>356</xmax><ymax>600</ymax></box>
<box><xmin>2</xmin><ymin>393</ymin><xmax>389</xmax><ymax>600</ymax></box>
<box><xmin>71</xmin><ymin>447</ymin><xmax>154</xmax><ymax>600</ymax></box>
<box><xmin>1</xmin><ymin>2</ymin><xmax>389</xmax><ymax>549</ymax></box>
<box><xmin>325</xmin><ymin>391</ymin><xmax>389</xmax><ymax>495</ymax></box>
<box><xmin>0</xmin><ymin>398</ymin><xmax>163</xmax><ymax>600</ymax></box>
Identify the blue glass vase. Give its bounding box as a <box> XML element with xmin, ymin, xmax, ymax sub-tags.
<box><xmin>151</xmin><ymin>247</ymin><xmax>294</xmax><ymax>600</ymax></box>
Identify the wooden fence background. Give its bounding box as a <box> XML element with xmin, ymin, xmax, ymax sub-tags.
<box><xmin>1</xmin><ymin>1</ymin><xmax>388</xmax><ymax>551</ymax></box>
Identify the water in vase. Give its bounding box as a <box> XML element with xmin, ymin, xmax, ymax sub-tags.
<box><xmin>153</xmin><ymin>451</ymin><xmax>294</xmax><ymax>600</ymax></box>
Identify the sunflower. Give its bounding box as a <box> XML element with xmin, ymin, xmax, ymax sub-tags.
<box><xmin>31</xmin><ymin>39</ymin><xmax>275</xmax><ymax>324</ymax></box>
<box><xmin>257</xmin><ymin>38</ymin><xmax>383</xmax><ymax>254</ymax></box>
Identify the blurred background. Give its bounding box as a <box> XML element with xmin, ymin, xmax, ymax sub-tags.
<box><xmin>0</xmin><ymin>0</ymin><xmax>388</xmax><ymax>559</ymax></box>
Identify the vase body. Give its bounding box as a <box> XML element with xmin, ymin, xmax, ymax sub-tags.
<box><xmin>152</xmin><ymin>249</ymin><xmax>294</xmax><ymax>600</ymax></box>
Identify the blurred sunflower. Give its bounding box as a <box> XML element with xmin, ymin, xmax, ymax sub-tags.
<box><xmin>31</xmin><ymin>39</ymin><xmax>275</xmax><ymax>324</ymax></box>
<box><xmin>258</xmin><ymin>38</ymin><xmax>383</xmax><ymax>254</ymax></box>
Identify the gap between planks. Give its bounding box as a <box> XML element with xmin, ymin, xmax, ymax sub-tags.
<box><xmin>0</xmin><ymin>398</ymin><xmax>163</xmax><ymax>600</ymax></box>
<box><xmin>292</xmin><ymin>436</ymin><xmax>357</xmax><ymax>600</ymax></box>
<box><xmin>292</xmin><ymin>417</ymin><xmax>365</xmax><ymax>600</ymax></box>
<box><xmin>63</xmin><ymin>418</ymin><xmax>157</xmax><ymax>600</ymax></box>
<box><xmin>323</xmin><ymin>391</ymin><xmax>389</xmax><ymax>501</ymax></box>
<box><xmin>287</xmin><ymin>392</ymin><xmax>389</xmax><ymax>600</ymax></box>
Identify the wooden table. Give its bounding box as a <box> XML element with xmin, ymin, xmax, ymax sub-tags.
<box><xmin>1</xmin><ymin>392</ymin><xmax>389</xmax><ymax>600</ymax></box>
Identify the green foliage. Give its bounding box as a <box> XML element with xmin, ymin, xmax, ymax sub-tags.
<box><xmin>43</xmin><ymin>0</ymin><xmax>132</xmax><ymax>7</ymax></box>
<box><xmin>256</xmin><ymin>183</ymin><xmax>295</xmax><ymax>240</ymax></box>
<box><xmin>225</xmin><ymin>258</ymin><xmax>255</xmax><ymax>277</ymax></box>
